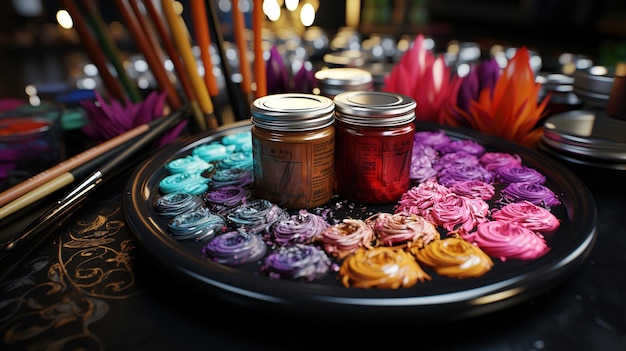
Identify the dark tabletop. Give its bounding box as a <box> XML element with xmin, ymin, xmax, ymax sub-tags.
<box><xmin>0</xmin><ymin>132</ymin><xmax>624</xmax><ymax>351</ymax></box>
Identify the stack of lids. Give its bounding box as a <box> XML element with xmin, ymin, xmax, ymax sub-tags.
<box><xmin>540</xmin><ymin>110</ymin><xmax>626</xmax><ymax>169</ymax></box>
<box><xmin>540</xmin><ymin>64</ymin><xmax>626</xmax><ymax>170</ymax></box>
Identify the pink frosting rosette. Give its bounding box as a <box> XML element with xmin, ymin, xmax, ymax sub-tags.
<box><xmin>449</xmin><ymin>180</ymin><xmax>496</xmax><ymax>200</ymax></box>
<box><xmin>395</xmin><ymin>179</ymin><xmax>451</xmax><ymax>215</ymax></box>
<box><xmin>423</xmin><ymin>193</ymin><xmax>490</xmax><ymax>234</ymax></box>
<box><xmin>462</xmin><ymin>220</ymin><xmax>550</xmax><ymax>261</ymax></box>
<box><xmin>495</xmin><ymin>165</ymin><xmax>546</xmax><ymax>184</ymax></box>
<box><xmin>368</xmin><ymin>212</ymin><xmax>440</xmax><ymax>248</ymax></box>
<box><xmin>500</xmin><ymin>182</ymin><xmax>561</xmax><ymax>207</ymax></box>
<box><xmin>315</xmin><ymin>218</ymin><xmax>376</xmax><ymax>259</ymax></box>
<box><xmin>492</xmin><ymin>200</ymin><xmax>560</xmax><ymax>232</ymax></box>
<box><xmin>479</xmin><ymin>152</ymin><xmax>522</xmax><ymax>171</ymax></box>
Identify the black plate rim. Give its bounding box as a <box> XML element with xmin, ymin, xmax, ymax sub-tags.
<box><xmin>123</xmin><ymin>120</ymin><xmax>598</xmax><ymax>320</ymax></box>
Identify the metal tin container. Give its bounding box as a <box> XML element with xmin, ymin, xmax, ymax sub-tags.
<box><xmin>540</xmin><ymin>109</ymin><xmax>626</xmax><ymax>170</ymax></box>
<box><xmin>250</xmin><ymin>93</ymin><xmax>335</xmax><ymax>209</ymax></box>
<box><xmin>314</xmin><ymin>67</ymin><xmax>374</xmax><ymax>99</ymax></box>
<box><xmin>333</xmin><ymin>91</ymin><xmax>416</xmax><ymax>204</ymax></box>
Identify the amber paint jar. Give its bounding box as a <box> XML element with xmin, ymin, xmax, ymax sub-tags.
<box><xmin>251</xmin><ymin>93</ymin><xmax>335</xmax><ymax>210</ymax></box>
<box><xmin>333</xmin><ymin>91</ymin><xmax>416</xmax><ymax>204</ymax></box>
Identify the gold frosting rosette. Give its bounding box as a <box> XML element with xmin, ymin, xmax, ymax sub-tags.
<box><xmin>410</xmin><ymin>237</ymin><xmax>493</xmax><ymax>278</ymax></box>
<box><xmin>339</xmin><ymin>247</ymin><xmax>431</xmax><ymax>289</ymax></box>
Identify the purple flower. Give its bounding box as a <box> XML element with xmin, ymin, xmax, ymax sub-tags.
<box><xmin>80</xmin><ymin>90</ymin><xmax>186</xmax><ymax>147</ymax></box>
<box><xmin>452</xmin><ymin>57</ymin><xmax>501</xmax><ymax>127</ymax></box>
<box><xmin>266</xmin><ymin>45</ymin><xmax>290</xmax><ymax>94</ymax></box>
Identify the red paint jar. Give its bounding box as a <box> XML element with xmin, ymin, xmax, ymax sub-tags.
<box><xmin>333</xmin><ymin>91</ymin><xmax>416</xmax><ymax>204</ymax></box>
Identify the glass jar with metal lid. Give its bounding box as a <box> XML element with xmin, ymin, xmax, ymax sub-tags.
<box><xmin>333</xmin><ymin>91</ymin><xmax>416</xmax><ymax>204</ymax></box>
<box><xmin>250</xmin><ymin>93</ymin><xmax>335</xmax><ymax>209</ymax></box>
<box><xmin>314</xmin><ymin>67</ymin><xmax>374</xmax><ymax>99</ymax></box>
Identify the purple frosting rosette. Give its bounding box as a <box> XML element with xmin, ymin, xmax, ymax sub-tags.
<box><xmin>495</xmin><ymin>165</ymin><xmax>546</xmax><ymax>184</ymax></box>
<box><xmin>262</xmin><ymin>243</ymin><xmax>332</xmax><ymax>281</ymax></box>
<box><xmin>413</xmin><ymin>129</ymin><xmax>450</xmax><ymax>149</ymax></box>
<box><xmin>436</xmin><ymin>139</ymin><xmax>485</xmax><ymax>156</ymax></box>
<box><xmin>500</xmin><ymin>182</ymin><xmax>561</xmax><ymax>207</ymax></box>
<box><xmin>437</xmin><ymin>164</ymin><xmax>494</xmax><ymax>187</ymax></box>
<box><xmin>209</xmin><ymin>168</ymin><xmax>254</xmax><ymax>189</ymax></box>
<box><xmin>205</xmin><ymin>185</ymin><xmax>251</xmax><ymax>211</ymax></box>
<box><xmin>220</xmin><ymin>199</ymin><xmax>289</xmax><ymax>235</ymax></box>
<box><xmin>202</xmin><ymin>230</ymin><xmax>267</xmax><ymax>266</ymax></box>
<box><xmin>266</xmin><ymin>209</ymin><xmax>330</xmax><ymax>246</ymax></box>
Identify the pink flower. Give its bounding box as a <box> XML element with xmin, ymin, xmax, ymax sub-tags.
<box><xmin>382</xmin><ymin>35</ymin><xmax>461</xmax><ymax>124</ymax></box>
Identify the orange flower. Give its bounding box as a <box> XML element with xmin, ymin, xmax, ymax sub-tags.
<box><xmin>454</xmin><ymin>47</ymin><xmax>550</xmax><ymax>147</ymax></box>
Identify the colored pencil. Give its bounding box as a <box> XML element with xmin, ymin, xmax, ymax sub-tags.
<box><xmin>161</xmin><ymin>0</ymin><xmax>218</xmax><ymax>131</ymax></box>
<box><xmin>60</xmin><ymin>0</ymin><xmax>126</xmax><ymax>101</ymax></box>
<box><xmin>232</xmin><ymin>0</ymin><xmax>253</xmax><ymax>104</ymax></box>
<box><xmin>140</xmin><ymin>0</ymin><xmax>207</xmax><ymax>132</ymax></box>
<box><xmin>253</xmin><ymin>0</ymin><xmax>266</xmax><ymax>98</ymax></box>
<box><xmin>189</xmin><ymin>0</ymin><xmax>220</xmax><ymax>99</ymax></box>
<box><xmin>79</xmin><ymin>0</ymin><xmax>143</xmax><ymax>102</ymax></box>
<box><xmin>206</xmin><ymin>0</ymin><xmax>249</xmax><ymax>119</ymax></box>
<box><xmin>114</xmin><ymin>0</ymin><xmax>182</xmax><ymax>110</ymax></box>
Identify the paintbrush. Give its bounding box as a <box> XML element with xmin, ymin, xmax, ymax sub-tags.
<box><xmin>0</xmin><ymin>105</ymin><xmax>190</xmax><ymax>260</ymax></box>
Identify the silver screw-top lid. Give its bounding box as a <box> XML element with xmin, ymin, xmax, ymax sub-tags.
<box><xmin>250</xmin><ymin>93</ymin><xmax>335</xmax><ymax>132</ymax></box>
<box><xmin>315</xmin><ymin>68</ymin><xmax>374</xmax><ymax>97</ymax></box>
<box><xmin>333</xmin><ymin>91</ymin><xmax>416</xmax><ymax>127</ymax></box>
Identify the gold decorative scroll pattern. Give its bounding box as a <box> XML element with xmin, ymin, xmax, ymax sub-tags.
<box><xmin>0</xmin><ymin>202</ymin><xmax>141</xmax><ymax>350</ymax></box>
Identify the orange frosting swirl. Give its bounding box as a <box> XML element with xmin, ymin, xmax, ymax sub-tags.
<box><xmin>411</xmin><ymin>237</ymin><xmax>494</xmax><ymax>278</ymax></box>
<box><xmin>339</xmin><ymin>247</ymin><xmax>431</xmax><ymax>289</ymax></box>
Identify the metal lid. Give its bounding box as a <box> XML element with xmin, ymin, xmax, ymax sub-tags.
<box><xmin>573</xmin><ymin>66</ymin><xmax>614</xmax><ymax>108</ymax></box>
<box><xmin>333</xmin><ymin>91</ymin><xmax>416</xmax><ymax>126</ymax></box>
<box><xmin>573</xmin><ymin>66</ymin><xmax>615</xmax><ymax>96</ymax></box>
<box><xmin>250</xmin><ymin>93</ymin><xmax>335</xmax><ymax>131</ymax></box>
<box><xmin>314</xmin><ymin>68</ymin><xmax>373</xmax><ymax>96</ymax></box>
<box><xmin>542</xmin><ymin>110</ymin><xmax>626</xmax><ymax>163</ymax></box>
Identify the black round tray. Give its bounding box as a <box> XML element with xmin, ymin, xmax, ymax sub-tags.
<box><xmin>123</xmin><ymin>120</ymin><xmax>597</xmax><ymax>321</ymax></box>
